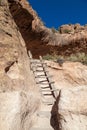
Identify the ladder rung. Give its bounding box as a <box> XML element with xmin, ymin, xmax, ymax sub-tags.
<box><xmin>35</xmin><ymin>75</ymin><xmax>46</xmax><ymax>78</ymax></box>
<box><xmin>42</xmin><ymin>100</ymin><xmax>55</xmax><ymax>105</ymax></box>
<box><xmin>36</xmin><ymin>64</ymin><xmax>47</xmax><ymax>67</ymax></box>
<box><xmin>30</xmin><ymin>61</ymin><xmax>41</xmax><ymax>64</ymax></box>
<box><xmin>37</xmin><ymin>111</ymin><xmax>51</xmax><ymax>117</ymax></box>
<box><xmin>36</xmin><ymin>82</ymin><xmax>48</xmax><ymax>84</ymax></box>
<box><xmin>35</xmin><ymin>74</ymin><xmax>46</xmax><ymax>77</ymax></box>
<box><xmin>41</xmin><ymin>88</ymin><xmax>59</xmax><ymax>92</ymax></box>
<box><xmin>42</xmin><ymin>93</ymin><xmax>53</xmax><ymax>96</ymax></box>
<box><xmin>33</xmin><ymin>70</ymin><xmax>44</xmax><ymax>73</ymax></box>
<box><xmin>41</xmin><ymin>86</ymin><xmax>50</xmax><ymax>89</ymax></box>
<box><xmin>37</xmin><ymin>82</ymin><xmax>48</xmax><ymax>85</ymax></box>
<box><xmin>31</xmin><ymin>66</ymin><xmax>44</xmax><ymax>70</ymax></box>
<box><xmin>36</xmin><ymin>70</ymin><xmax>44</xmax><ymax>72</ymax></box>
<box><xmin>36</xmin><ymin>80</ymin><xmax>47</xmax><ymax>83</ymax></box>
<box><xmin>35</xmin><ymin>70</ymin><xmax>48</xmax><ymax>72</ymax></box>
<box><xmin>35</xmin><ymin>75</ymin><xmax>53</xmax><ymax>78</ymax></box>
<box><xmin>30</xmin><ymin>61</ymin><xmax>46</xmax><ymax>64</ymax></box>
<box><xmin>38</xmin><ymin>81</ymin><xmax>54</xmax><ymax>85</ymax></box>
<box><xmin>33</xmin><ymin>70</ymin><xmax>44</xmax><ymax>72</ymax></box>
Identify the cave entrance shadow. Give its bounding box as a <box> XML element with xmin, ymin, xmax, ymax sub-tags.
<box><xmin>8</xmin><ymin>0</ymin><xmax>58</xmax><ymax>59</ymax></box>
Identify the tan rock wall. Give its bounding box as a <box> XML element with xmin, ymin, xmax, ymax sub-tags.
<box><xmin>58</xmin><ymin>86</ymin><xmax>87</xmax><ymax>130</ymax></box>
<box><xmin>0</xmin><ymin>1</ymin><xmax>40</xmax><ymax>130</ymax></box>
<box><xmin>0</xmin><ymin>91</ymin><xmax>40</xmax><ymax>130</ymax></box>
<box><xmin>46</xmin><ymin>61</ymin><xmax>87</xmax><ymax>129</ymax></box>
<box><xmin>0</xmin><ymin>0</ymin><xmax>38</xmax><ymax>92</ymax></box>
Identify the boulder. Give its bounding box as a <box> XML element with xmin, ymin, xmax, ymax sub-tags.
<box><xmin>0</xmin><ymin>91</ymin><xmax>40</xmax><ymax>130</ymax></box>
<box><xmin>58</xmin><ymin>86</ymin><xmax>87</xmax><ymax>130</ymax></box>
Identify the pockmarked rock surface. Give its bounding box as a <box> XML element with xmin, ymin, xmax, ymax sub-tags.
<box><xmin>0</xmin><ymin>1</ymin><xmax>40</xmax><ymax>130</ymax></box>
<box><xmin>45</xmin><ymin>60</ymin><xmax>87</xmax><ymax>130</ymax></box>
<box><xmin>0</xmin><ymin>0</ymin><xmax>38</xmax><ymax>92</ymax></box>
<box><xmin>46</xmin><ymin>61</ymin><xmax>87</xmax><ymax>89</ymax></box>
<box><xmin>0</xmin><ymin>91</ymin><xmax>40</xmax><ymax>130</ymax></box>
<box><xmin>57</xmin><ymin>86</ymin><xmax>87</xmax><ymax>130</ymax></box>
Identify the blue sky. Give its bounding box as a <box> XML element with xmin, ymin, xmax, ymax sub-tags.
<box><xmin>28</xmin><ymin>0</ymin><xmax>87</xmax><ymax>29</ymax></box>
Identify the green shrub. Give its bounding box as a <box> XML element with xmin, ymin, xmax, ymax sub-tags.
<box><xmin>64</xmin><ymin>29</ymin><xmax>72</xmax><ymax>34</ymax></box>
<box><xmin>43</xmin><ymin>51</ymin><xmax>63</xmax><ymax>61</ymax></box>
<box><xmin>43</xmin><ymin>54</ymin><xmax>53</xmax><ymax>60</ymax></box>
<box><xmin>67</xmin><ymin>53</ymin><xmax>87</xmax><ymax>64</ymax></box>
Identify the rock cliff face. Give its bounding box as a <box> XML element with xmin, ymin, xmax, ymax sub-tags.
<box><xmin>8</xmin><ymin>0</ymin><xmax>87</xmax><ymax>58</ymax></box>
<box><xmin>0</xmin><ymin>0</ymin><xmax>40</xmax><ymax>130</ymax></box>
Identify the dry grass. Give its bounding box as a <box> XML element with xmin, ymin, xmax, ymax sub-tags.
<box><xmin>43</xmin><ymin>52</ymin><xmax>87</xmax><ymax>65</ymax></box>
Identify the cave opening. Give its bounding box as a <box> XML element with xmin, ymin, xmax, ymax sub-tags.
<box><xmin>8</xmin><ymin>0</ymin><xmax>53</xmax><ymax>58</ymax></box>
<box><xmin>8</xmin><ymin>0</ymin><xmax>87</xmax><ymax>63</ymax></box>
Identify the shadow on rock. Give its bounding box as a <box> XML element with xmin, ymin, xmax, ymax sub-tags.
<box><xmin>50</xmin><ymin>91</ymin><xmax>61</xmax><ymax>130</ymax></box>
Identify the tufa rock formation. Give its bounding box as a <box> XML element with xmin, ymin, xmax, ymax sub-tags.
<box><xmin>0</xmin><ymin>0</ymin><xmax>87</xmax><ymax>130</ymax></box>
<box><xmin>58</xmin><ymin>86</ymin><xmax>87</xmax><ymax>130</ymax></box>
<box><xmin>46</xmin><ymin>60</ymin><xmax>87</xmax><ymax>130</ymax></box>
<box><xmin>0</xmin><ymin>0</ymin><xmax>40</xmax><ymax>130</ymax></box>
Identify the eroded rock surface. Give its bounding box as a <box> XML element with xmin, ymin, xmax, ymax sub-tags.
<box><xmin>0</xmin><ymin>1</ymin><xmax>40</xmax><ymax>130</ymax></box>
<box><xmin>46</xmin><ymin>61</ymin><xmax>87</xmax><ymax>130</ymax></box>
<box><xmin>46</xmin><ymin>61</ymin><xmax>87</xmax><ymax>89</ymax></box>
<box><xmin>58</xmin><ymin>86</ymin><xmax>87</xmax><ymax>130</ymax></box>
<box><xmin>0</xmin><ymin>91</ymin><xmax>40</xmax><ymax>130</ymax></box>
